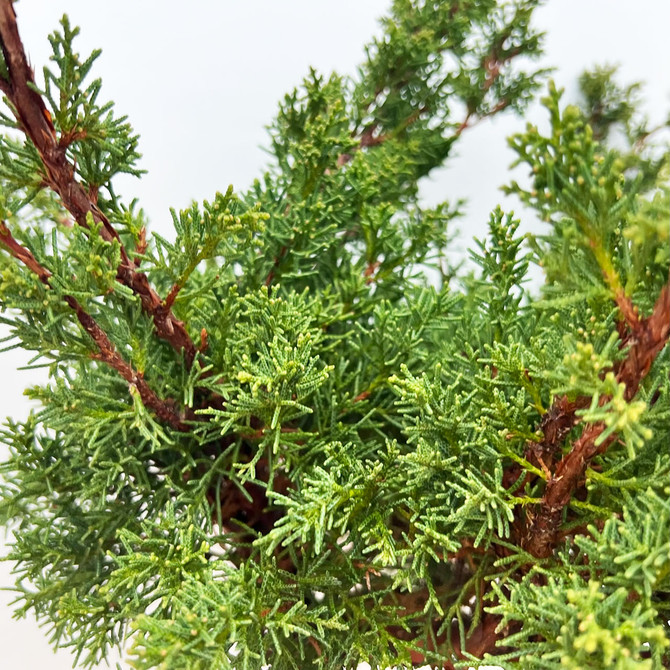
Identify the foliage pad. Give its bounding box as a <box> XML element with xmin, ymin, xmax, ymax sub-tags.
<box><xmin>0</xmin><ymin>2</ymin><xmax>668</xmax><ymax>668</ymax></box>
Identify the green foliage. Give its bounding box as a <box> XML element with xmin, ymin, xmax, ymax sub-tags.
<box><xmin>42</xmin><ymin>16</ymin><xmax>143</xmax><ymax>196</ymax></box>
<box><xmin>488</xmin><ymin>489</ymin><xmax>670</xmax><ymax>669</ymax></box>
<box><xmin>149</xmin><ymin>188</ymin><xmax>268</xmax><ymax>295</ymax></box>
<box><xmin>0</xmin><ymin>3</ymin><xmax>668</xmax><ymax>670</ymax></box>
<box><xmin>578</xmin><ymin>65</ymin><xmax>641</xmax><ymax>143</ymax></box>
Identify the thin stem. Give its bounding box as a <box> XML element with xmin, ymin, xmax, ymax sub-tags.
<box><xmin>0</xmin><ymin>220</ymin><xmax>192</xmax><ymax>432</ymax></box>
<box><xmin>0</xmin><ymin>0</ymin><xmax>197</xmax><ymax>366</ymax></box>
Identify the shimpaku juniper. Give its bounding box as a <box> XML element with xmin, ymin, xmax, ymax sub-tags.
<box><xmin>0</xmin><ymin>1</ymin><xmax>668</xmax><ymax>668</ymax></box>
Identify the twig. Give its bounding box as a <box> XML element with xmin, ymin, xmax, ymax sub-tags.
<box><xmin>339</xmin><ymin>35</ymin><xmax>519</xmax><ymax>169</ymax></box>
<box><xmin>0</xmin><ymin>1</ymin><xmax>197</xmax><ymax>366</ymax></box>
<box><xmin>0</xmin><ymin>221</ymin><xmax>191</xmax><ymax>432</ymax></box>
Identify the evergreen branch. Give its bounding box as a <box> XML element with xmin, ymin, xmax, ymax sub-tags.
<box><xmin>339</xmin><ymin>5</ymin><xmax>535</xmax><ymax>168</ymax></box>
<box><xmin>525</xmin><ymin>279</ymin><xmax>670</xmax><ymax>558</ymax></box>
<box><xmin>454</xmin><ymin>38</ymin><xmax>523</xmax><ymax>137</ymax></box>
<box><xmin>0</xmin><ymin>0</ymin><xmax>197</xmax><ymax>366</ymax></box>
<box><xmin>0</xmin><ymin>220</ymin><xmax>191</xmax><ymax>431</ymax></box>
<box><xmin>0</xmin><ymin>220</ymin><xmax>51</xmax><ymax>282</ymax></box>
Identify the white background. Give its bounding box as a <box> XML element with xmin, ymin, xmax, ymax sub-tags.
<box><xmin>1</xmin><ymin>1</ymin><xmax>668</xmax><ymax>667</ymax></box>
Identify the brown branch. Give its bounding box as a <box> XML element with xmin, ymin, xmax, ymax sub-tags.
<box><xmin>0</xmin><ymin>1</ymin><xmax>197</xmax><ymax>366</ymax></box>
<box><xmin>481</xmin><ymin>45</ymin><xmax>521</xmax><ymax>93</ymax></box>
<box><xmin>454</xmin><ymin>112</ymin><xmax>473</xmax><ymax>137</ymax></box>
<box><xmin>0</xmin><ymin>221</ymin><xmax>191</xmax><ymax>432</ymax></box>
<box><xmin>615</xmin><ymin>282</ymin><xmax>669</xmax><ymax>400</ymax></box>
<box><xmin>58</xmin><ymin>127</ymin><xmax>88</xmax><ymax>149</ymax></box>
<box><xmin>163</xmin><ymin>281</ymin><xmax>181</xmax><ymax>311</ymax></box>
<box><xmin>358</xmin><ymin>122</ymin><xmax>385</xmax><ymax>149</ymax></box>
<box><xmin>614</xmin><ymin>288</ymin><xmax>641</xmax><ymax>334</ymax></box>
<box><xmin>265</xmin><ymin>244</ymin><xmax>287</xmax><ymax>288</ymax></box>
<box><xmin>342</xmin><ymin>35</ymin><xmax>519</xmax><ymax>164</ymax></box>
<box><xmin>0</xmin><ymin>221</ymin><xmax>51</xmax><ymax>282</ymax></box>
<box><xmin>338</xmin><ymin>104</ymin><xmax>429</xmax><ymax>169</ymax></box>
<box><xmin>504</xmin><ymin>394</ymin><xmax>590</xmax><ymax>500</ymax></box>
<box><xmin>524</xmin><ymin>280</ymin><xmax>670</xmax><ymax>558</ymax></box>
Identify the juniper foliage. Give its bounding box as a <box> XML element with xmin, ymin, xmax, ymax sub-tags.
<box><xmin>0</xmin><ymin>1</ymin><xmax>669</xmax><ymax>669</ymax></box>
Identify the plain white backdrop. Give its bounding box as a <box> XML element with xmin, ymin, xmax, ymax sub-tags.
<box><xmin>0</xmin><ymin>1</ymin><xmax>668</xmax><ymax>667</ymax></box>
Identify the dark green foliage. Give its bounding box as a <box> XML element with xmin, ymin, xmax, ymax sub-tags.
<box><xmin>0</xmin><ymin>2</ymin><xmax>668</xmax><ymax>669</ymax></box>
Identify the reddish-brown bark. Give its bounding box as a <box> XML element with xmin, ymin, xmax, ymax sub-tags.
<box><xmin>524</xmin><ymin>281</ymin><xmax>670</xmax><ymax>558</ymax></box>
<box><xmin>0</xmin><ymin>221</ymin><xmax>191</xmax><ymax>431</ymax></box>
<box><xmin>0</xmin><ymin>0</ymin><xmax>197</xmax><ymax>366</ymax></box>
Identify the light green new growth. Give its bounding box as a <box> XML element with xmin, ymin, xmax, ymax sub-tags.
<box><xmin>0</xmin><ymin>2</ymin><xmax>668</xmax><ymax>669</ymax></box>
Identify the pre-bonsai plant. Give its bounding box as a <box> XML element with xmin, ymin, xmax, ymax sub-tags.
<box><xmin>1</xmin><ymin>0</ymin><xmax>668</xmax><ymax>667</ymax></box>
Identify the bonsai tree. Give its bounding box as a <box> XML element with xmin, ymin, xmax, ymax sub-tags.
<box><xmin>1</xmin><ymin>0</ymin><xmax>668</xmax><ymax>667</ymax></box>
